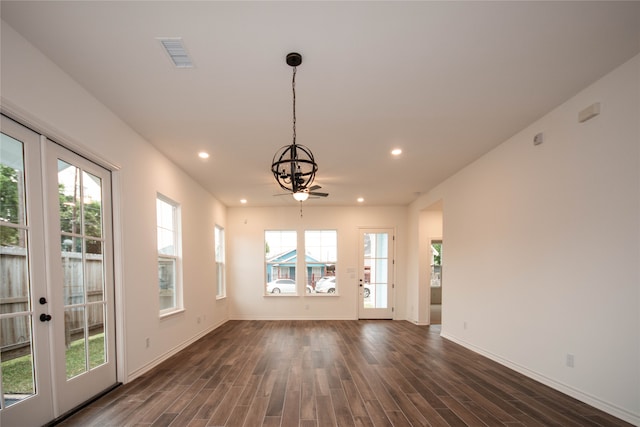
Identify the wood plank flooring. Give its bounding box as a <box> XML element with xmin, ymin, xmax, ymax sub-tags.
<box><xmin>58</xmin><ymin>320</ymin><xmax>630</xmax><ymax>426</ymax></box>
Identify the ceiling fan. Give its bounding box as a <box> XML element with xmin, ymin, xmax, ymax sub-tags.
<box><xmin>274</xmin><ymin>184</ymin><xmax>329</xmax><ymax>199</ymax></box>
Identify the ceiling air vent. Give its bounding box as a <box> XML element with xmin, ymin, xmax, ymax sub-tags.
<box><xmin>157</xmin><ymin>38</ymin><xmax>193</xmax><ymax>68</ymax></box>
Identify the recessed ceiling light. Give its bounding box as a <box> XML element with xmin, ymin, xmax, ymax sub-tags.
<box><xmin>240</xmin><ymin>199</ymin><xmax>247</xmax><ymax>204</ymax></box>
<box><xmin>198</xmin><ymin>151</ymin><xmax>210</xmax><ymax>159</ymax></box>
<box><xmin>357</xmin><ymin>197</ymin><xmax>364</xmax><ymax>203</ymax></box>
<box><xmin>391</xmin><ymin>148</ymin><xmax>402</xmax><ymax>156</ymax></box>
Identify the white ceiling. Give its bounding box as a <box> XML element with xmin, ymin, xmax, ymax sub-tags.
<box><xmin>2</xmin><ymin>1</ymin><xmax>639</xmax><ymax>207</ymax></box>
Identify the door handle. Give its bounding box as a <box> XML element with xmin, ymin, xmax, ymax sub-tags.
<box><xmin>39</xmin><ymin>297</ymin><xmax>48</xmax><ymax>305</ymax></box>
<box><xmin>40</xmin><ymin>313</ymin><xmax>52</xmax><ymax>322</ymax></box>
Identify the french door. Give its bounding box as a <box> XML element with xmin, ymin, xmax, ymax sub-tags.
<box><xmin>1</xmin><ymin>115</ymin><xmax>116</xmax><ymax>426</ymax></box>
<box><xmin>358</xmin><ymin>229</ymin><xmax>394</xmax><ymax>319</ymax></box>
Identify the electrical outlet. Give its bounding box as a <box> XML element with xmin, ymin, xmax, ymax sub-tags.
<box><xmin>197</xmin><ymin>316</ymin><xmax>201</xmax><ymax>324</ymax></box>
<box><xmin>566</xmin><ymin>354</ymin><xmax>574</xmax><ymax>368</ymax></box>
<box><xmin>463</xmin><ymin>321</ymin><xmax>468</xmax><ymax>330</ymax></box>
<box><xmin>145</xmin><ymin>337</ymin><xmax>150</xmax><ymax>348</ymax></box>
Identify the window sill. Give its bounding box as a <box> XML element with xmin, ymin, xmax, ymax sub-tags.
<box><xmin>159</xmin><ymin>308</ymin><xmax>185</xmax><ymax>319</ymax></box>
<box><xmin>306</xmin><ymin>293</ymin><xmax>340</xmax><ymax>297</ymax></box>
<box><xmin>264</xmin><ymin>293</ymin><xmax>301</xmax><ymax>297</ymax></box>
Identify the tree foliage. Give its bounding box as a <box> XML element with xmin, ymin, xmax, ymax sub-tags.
<box><xmin>0</xmin><ymin>165</ymin><xmax>20</xmax><ymax>245</ymax></box>
<box><xmin>0</xmin><ymin>165</ymin><xmax>102</xmax><ymax>251</ymax></box>
<box><xmin>59</xmin><ymin>184</ymin><xmax>103</xmax><ymax>254</ymax></box>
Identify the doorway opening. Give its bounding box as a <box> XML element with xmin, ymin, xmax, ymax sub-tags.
<box><xmin>419</xmin><ymin>200</ymin><xmax>443</xmax><ymax>325</ymax></box>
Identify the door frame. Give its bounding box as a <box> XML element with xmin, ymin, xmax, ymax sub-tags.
<box><xmin>357</xmin><ymin>227</ymin><xmax>395</xmax><ymax>319</ymax></box>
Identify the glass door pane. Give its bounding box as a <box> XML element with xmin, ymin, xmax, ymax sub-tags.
<box><xmin>57</xmin><ymin>161</ymin><xmax>107</xmax><ymax>380</ymax></box>
<box><xmin>0</xmin><ymin>133</ymin><xmax>35</xmax><ymax>408</ymax></box>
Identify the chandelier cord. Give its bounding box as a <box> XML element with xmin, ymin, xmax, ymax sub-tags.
<box><xmin>292</xmin><ymin>66</ymin><xmax>297</xmax><ymax>146</ymax></box>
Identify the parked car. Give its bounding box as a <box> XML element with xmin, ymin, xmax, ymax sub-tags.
<box><xmin>314</xmin><ymin>277</ymin><xmax>336</xmax><ymax>293</ymax></box>
<box><xmin>266</xmin><ymin>279</ymin><xmax>312</xmax><ymax>294</ymax></box>
<box><xmin>363</xmin><ymin>286</ymin><xmax>371</xmax><ymax>298</ymax></box>
<box><xmin>267</xmin><ymin>279</ymin><xmax>296</xmax><ymax>294</ymax></box>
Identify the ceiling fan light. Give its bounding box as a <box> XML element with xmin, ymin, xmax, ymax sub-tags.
<box><xmin>293</xmin><ymin>192</ymin><xmax>309</xmax><ymax>202</ymax></box>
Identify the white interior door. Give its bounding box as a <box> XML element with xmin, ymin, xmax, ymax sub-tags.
<box><xmin>1</xmin><ymin>116</ymin><xmax>54</xmax><ymax>426</ymax></box>
<box><xmin>358</xmin><ymin>229</ymin><xmax>394</xmax><ymax>319</ymax></box>
<box><xmin>1</xmin><ymin>115</ymin><xmax>117</xmax><ymax>425</ymax></box>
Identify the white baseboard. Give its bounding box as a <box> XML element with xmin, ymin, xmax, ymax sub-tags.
<box><xmin>440</xmin><ymin>332</ymin><xmax>639</xmax><ymax>426</ymax></box>
<box><xmin>229</xmin><ymin>315</ymin><xmax>356</xmax><ymax>321</ymax></box>
<box><xmin>126</xmin><ymin>318</ymin><xmax>228</xmax><ymax>383</ymax></box>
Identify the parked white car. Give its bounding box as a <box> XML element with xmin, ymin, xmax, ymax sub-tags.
<box><xmin>314</xmin><ymin>277</ymin><xmax>336</xmax><ymax>293</ymax></box>
<box><xmin>266</xmin><ymin>279</ymin><xmax>296</xmax><ymax>294</ymax></box>
<box><xmin>267</xmin><ymin>279</ymin><xmax>312</xmax><ymax>294</ymax></box>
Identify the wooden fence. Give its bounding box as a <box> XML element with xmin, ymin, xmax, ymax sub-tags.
<box><xmin>1</xmin><ymin>247</ymin><xmax>105</xmax><ymax>353</ymax></box>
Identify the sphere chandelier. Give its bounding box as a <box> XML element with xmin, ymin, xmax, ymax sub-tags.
<box><xmin>271</xmin><ymin>52</ymin><xmax>321</xmax><ymax>202</ymax></box>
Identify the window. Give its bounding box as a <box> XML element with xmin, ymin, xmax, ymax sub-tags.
<box><xmin>265</xmin><ymin>230</ymin><xmax>297</xmax><ymax>294</ymax></box>
<box><xmin>305</xmin><ymin>230</ymin><xmax>337</xmax><ymax>294</ymax></box>
<box><xmin>157</xmin><ymin>194</ymin><xmax>182</xmax><ymax>314</ymax></box>
<box><xmin>215</xmin><ymin>225</ymin><xmax>225</xmax><ymax>298</ymax></box>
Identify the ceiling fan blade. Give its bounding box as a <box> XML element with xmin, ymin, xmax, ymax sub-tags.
<box><xmin>309</xmin><ymin>185</ymin><xmax>322</xmax><ymax>191</ymax></box>
<box><xmin>309</xmin><ymin>192</ymin><xmax>328</xmax><ymax>197</ymax></box>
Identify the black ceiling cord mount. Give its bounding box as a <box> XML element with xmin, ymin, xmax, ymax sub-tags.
<box><xmin>286</xmin><ymin>52</ymin><xmax>302</xmax><ymax>67</ymax></box>
<box><xmin>271</xmin><ymin>52</ymin><xmax>328</xmax><ymax>202</ymax></box>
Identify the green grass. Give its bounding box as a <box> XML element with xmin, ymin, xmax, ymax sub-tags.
<box><xmin>1</xmin><ymin>353</ymin><xmax>34</xmax><ymax>394</ymax></box>
<box><xmin>1</xmin><ymin>333</ymin><xmax>105</xmax><ymax>394</ymax></box>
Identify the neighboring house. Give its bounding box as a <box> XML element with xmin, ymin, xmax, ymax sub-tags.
<box><xmin>266</xmin><ymin>249</ymin><xmax>327</xmax><ymax>287</ymax></box>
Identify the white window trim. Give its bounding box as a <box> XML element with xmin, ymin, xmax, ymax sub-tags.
<box><xmin>305</xmin><ymin>229</ymin><xmax>338</xmax><ymax>296</ymax></box>
<box><xmin>157</xmin><ymin>193</ymin><xmax>183</xmax><ymax>316</ymax></box>
<box><xmin>264</xmin><ymin>229</ymin><xmax>299</xmax><ymax>296</ymax></box>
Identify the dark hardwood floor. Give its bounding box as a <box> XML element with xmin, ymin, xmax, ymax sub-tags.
<box><xmin>59</xmin><ymin>320</ymin><xmax>630</xmax><ymax>426</ymax></box>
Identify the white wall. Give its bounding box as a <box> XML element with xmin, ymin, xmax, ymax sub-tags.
<box><xmin>1</xmin><ymin>22</ymin><xmax>228</xmax><ymax>380</ymax></box>
<box><xmin>227</xmin><ymin>205</ymin><xmax>407</xmax><ymax>320</ymax></box>
<box><xmin>408</xmin><ymin>55</ymin><xmax>640</xmax><ymax>423</ymax></box>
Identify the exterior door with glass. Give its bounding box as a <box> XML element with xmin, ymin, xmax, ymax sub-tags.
<box><xmin>44</xmin><ymin>140</ymin><xmax>116</xmax><ymax>416</ymax></box>
<box><xmin>358</xmin><ymin>229</ymin><xmax>394</xmax><ymax>319</ymax></box>
<box><xmin>1</xmin><ymin>115</ymin><xmax>117</xmax><ymax>425</ymax></box>
<box><xmin>1</xmin><ymin>116</ymin><xmax>54</xmax><ymax>426</ymax></box>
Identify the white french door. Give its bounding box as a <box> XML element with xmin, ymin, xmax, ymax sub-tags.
<box><xmin>0</xmin><ymin>116</ymin><xmax>54</xmax><ymax>426</ymax></box>
<box><xmin>44</xmin><ymin>139</ymin><xmax>117</xmax><ymax>416</ymax></box>
<box><xmin>358</xmin><ymin>229</ymin><xmax>394</xmax><ymax>319</ymax></box>
<box><xmin>1</xmin><ymin>115</ymin><xmax>117</xmax><ymax>426</ymax></box>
